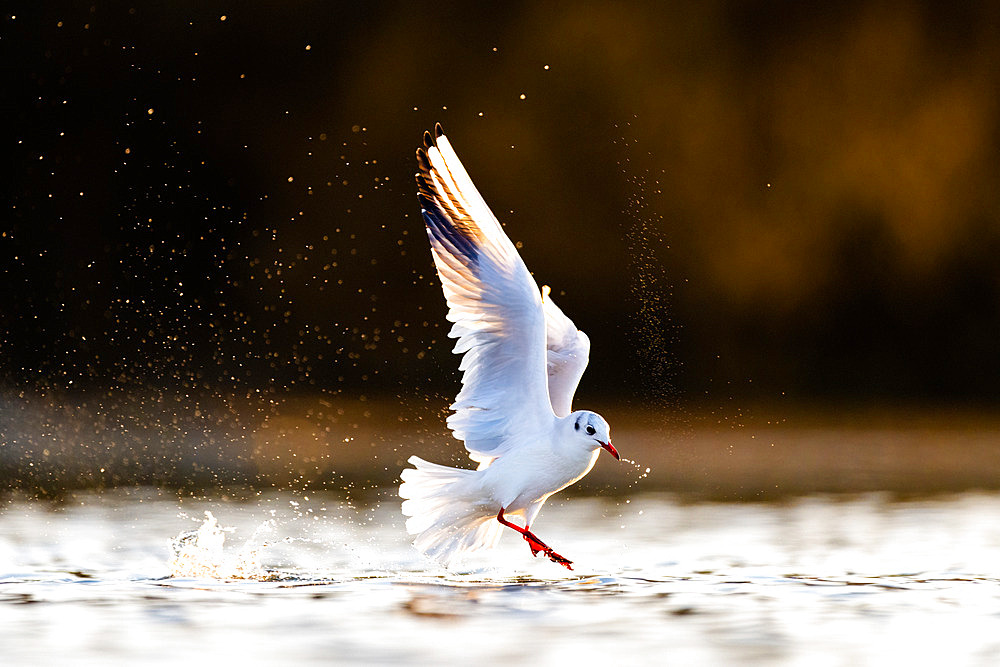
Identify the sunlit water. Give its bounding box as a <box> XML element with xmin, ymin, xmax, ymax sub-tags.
<box><xmin>3</xmin><ymin>488</ymin><xmax>1000</xmax><ymax>665</ymax></box>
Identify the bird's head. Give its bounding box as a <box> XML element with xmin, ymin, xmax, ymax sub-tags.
<box><xmin>566</xmin><ymin>410</ymin><xmax>619</xmax><ymax>460</ymax></box>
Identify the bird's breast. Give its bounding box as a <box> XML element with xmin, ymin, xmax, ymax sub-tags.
<box><xmin>484</xmin><ymin>444</ymin><xmax>600</xmax><ymax>511</ymax></box>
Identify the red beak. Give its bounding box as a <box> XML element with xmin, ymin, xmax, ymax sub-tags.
<box><xmin>600</xmin><ymin>441</ymin><xmax>620</xmax><ymax>461</ymax></box>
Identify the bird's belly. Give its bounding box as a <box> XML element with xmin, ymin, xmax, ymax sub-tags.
<box><xmin>487</xmin><ymin>448</ymin><xmax>600</xmax><ymax>512</ymax></box>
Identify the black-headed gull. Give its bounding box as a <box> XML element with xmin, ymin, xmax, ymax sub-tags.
<box><xmin>399</xmin><ymin>124</ymin><xmax>619</xmax><ymax>570</ymax></box>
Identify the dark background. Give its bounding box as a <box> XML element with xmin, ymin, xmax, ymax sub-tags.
<box><xmin>6</xmin><ymin>1</ymin><xmax>1000</xmax><ymax>413</ymax></box>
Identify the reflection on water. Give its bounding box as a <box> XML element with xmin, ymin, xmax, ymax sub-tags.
<box><xmin>2</xmin><ymin>489</ymin><xmax>1000</xmax><ymax>664</ymax></box>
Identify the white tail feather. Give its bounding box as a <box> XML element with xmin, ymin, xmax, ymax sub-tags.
<box><xmin>399</xmin><ymin>455</ymin><xmax>503</xmax><ymax>567</ymax></box>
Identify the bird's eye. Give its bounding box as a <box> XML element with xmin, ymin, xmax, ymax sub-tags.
<box><xmin>585</xmin><ymin>425</ymin><xmax>596</xmax><ymax>435</ymax></box>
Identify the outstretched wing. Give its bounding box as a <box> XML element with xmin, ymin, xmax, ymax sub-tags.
<box><xmin>416</xmin><ymin>124</ymin><xmax>554</xmax><ymax>461</ymax></box>
<box><xmin>541</xmin><ymin>286</ymin><xmax>591</xmax><ymax>417</ymax></box>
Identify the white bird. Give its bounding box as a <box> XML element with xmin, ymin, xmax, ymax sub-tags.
<box><xmin>399</xmin><ymin>124</ymin><xmax>620</xmax><ymax>570</ymax></box>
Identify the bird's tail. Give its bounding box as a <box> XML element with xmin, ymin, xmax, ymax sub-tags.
<box><xmin>399</xmin><ymin>455</ymin><xmax>502</xmax><ymax>568</ymax></box>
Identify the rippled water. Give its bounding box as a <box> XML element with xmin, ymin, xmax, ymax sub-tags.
<box><xmin>3</xmin><ymin>489</ymin><xmax>1000</xmax><ymax>665</ymax></box>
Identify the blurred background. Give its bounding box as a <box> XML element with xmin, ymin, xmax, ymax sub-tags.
<box><xmin>4</xmin><ymin>1</ymin><xmax>1000</xmax><ymax>497</ymax></box>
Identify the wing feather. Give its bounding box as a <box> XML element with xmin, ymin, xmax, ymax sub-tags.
<box><xmin>416</xmin><ymin>125</ymin><xmax>554</xmax><ymax>461</ymax></box>
<box><xmin>541</xmin><ymin>286</ymin><xmax>591</xmax><ymax>417</ymax></box>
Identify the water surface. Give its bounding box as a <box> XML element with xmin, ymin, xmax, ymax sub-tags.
<box><xmin>3</xmin><ymin>489</ymin><xmax>1000</xmax><ymax>664</ymax></box>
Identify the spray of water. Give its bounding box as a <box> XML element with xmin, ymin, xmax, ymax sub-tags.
<box><xmin>167</xmin><ymin>510</ymin><xmax>275</xmax><ymax>580</ymax></box>
<box><xmin>620</xmin><ymin>457</ymin><xmax>651</xmax><ymax>487</ymax></box>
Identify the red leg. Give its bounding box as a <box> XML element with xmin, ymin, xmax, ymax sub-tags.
<box><xmin>496</xmin><ymin>508</ymin><xmax>574</xmax><ymax>570</ymax></box>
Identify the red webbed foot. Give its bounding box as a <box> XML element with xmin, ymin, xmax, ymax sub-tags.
<box><xmin>522</xmin><ymin>531</ymin><xmax>547</xmax><ymax>556</ymax></box>
<box><xmin>497</xmin><ymin>508</ymin><xmax>574</xmax><ymax>570</ymax></box>
<box><xmin>542</xmin><ymin>547</ymin><xmax>574</xmax><ymax>570</ymax></box>
<box><xmin>521</xmin><ymin>531</ymin><xmax>572</xmax><ymax>569</ymax></box>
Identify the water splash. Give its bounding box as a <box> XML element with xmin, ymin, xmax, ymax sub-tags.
<box><xmin>616</xmin><ymin>457</ymin><xmax>652</xmax><ymax>526</ymax></box>
<box><xmin>168</xmin><ymin>511</ymin><xmax>275</xmax><ymax>580</ymax></box>
<box><xmin>620</xmin><ymin>457</ymin><xmax>651</xmax><ymax>488</ymax></box>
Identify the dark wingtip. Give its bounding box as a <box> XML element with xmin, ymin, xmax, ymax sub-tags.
<box><xmin>415</xmin><ymin>147</ymin><xmax>431</xmax><ymax>172</ymax></box>
<box><xmin>435</xmin><ymin>122</ymin><xmax>444</xmax><ymax>138</ymax></box>
<box><xmin>423</xmin><ymin>130</ymin><xmax>434</xmax><ymax>149</ymax></box>
<box><xmin>415</xmin><ymin>171</ymin><xmax>433</xmax><ymax>198</ymax></box>
<box><xmin>416</xmin><ymin>192</ymin><xmax>434</xmax><ymax>210</ymax></box>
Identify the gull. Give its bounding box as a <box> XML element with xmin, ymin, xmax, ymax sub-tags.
<box><xmin>399</xmin><ymin>124</ymin><xmax>619</xmax><ymax>570</ymax></box>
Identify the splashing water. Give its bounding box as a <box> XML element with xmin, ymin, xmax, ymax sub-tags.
<box><xmin>620</xmin><ymin>456</ymin><xmax>652</xmax><ymax>490</ymax></box>
<box><xmin>168</xmin><ymin>511</ymin><xmax>274</xmax><ymax>580</ymax></box>
<box><xmin>8</xmin><ymin>489</ymin><xmax>1000</xmax><ymax>665</ymax></box>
